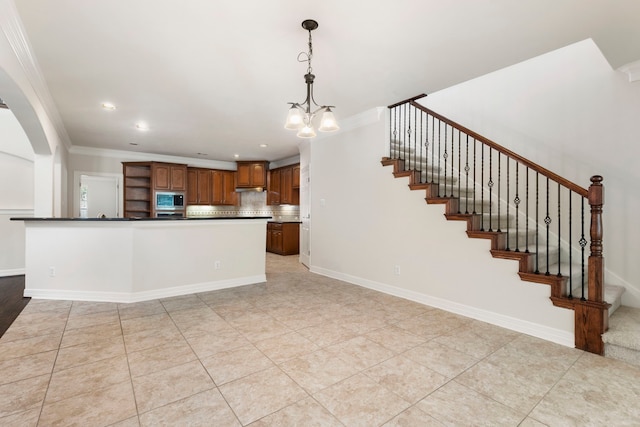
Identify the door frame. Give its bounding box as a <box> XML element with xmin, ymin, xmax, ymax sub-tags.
<box><xmin>73</xmin><ymin>171</ymin><xmax>123</xmax><ymax>218</ymax></box>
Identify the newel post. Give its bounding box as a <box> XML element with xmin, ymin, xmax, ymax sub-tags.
<box><xmin>574</xmin><ymin>175</ymin><xmax>609</xmax><ymax>354</ymax></box>
<box><xmin>588</xmin><ymin>175</ymin><xmax>605</xmax><ymax>304</ymax></box>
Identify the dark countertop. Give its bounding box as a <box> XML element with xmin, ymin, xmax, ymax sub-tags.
<box><xmin>268</xmin><ymin>220</ymin><xmax>302</xmax><ymax>224</ymax></box>
<box><xmin>12</xmin><ymin>216</ymin><xmax>272</xmax><ymax>222</ymax></box>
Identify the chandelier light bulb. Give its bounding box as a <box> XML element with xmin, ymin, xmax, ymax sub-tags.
<box><xmin>297</xmin><ymin>124</ymin><xmax>317</xmax><ymax>138</ymax></box>
<box><xmin>284</xmin><ymin>106</ymin><xmax>304</xmax><ymax>130</ymax></box>
<box><xmin>318</xmin><ymin>108</ymin><xmax>339</xmax><ymax>132</ymax></box>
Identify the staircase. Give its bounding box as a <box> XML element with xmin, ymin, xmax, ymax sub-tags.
<box><xmin>603</xmin><ymin>306</ymin><xmax>640</xmax><ymax>367</ymax></box>
<box><xmin>384</xmin><ymin>94</ymin><xmax>628</xmax><ymax>355</ymax></box>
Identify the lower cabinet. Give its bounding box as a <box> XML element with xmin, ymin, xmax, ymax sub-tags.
<box><xmin>266</xmin><ymin>222</ymin><xmax>300</xmax><ymax>255</ymax></box>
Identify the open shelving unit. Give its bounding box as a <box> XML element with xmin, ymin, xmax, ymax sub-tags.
<box><xmin>123</xmin><ymin>162</ymin><xmax>151</xmax><ymax>217</ymax></box>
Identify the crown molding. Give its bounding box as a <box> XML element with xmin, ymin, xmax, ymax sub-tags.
<box><xmin>0</xmin><ymin>0</ymin><xmax>72</xmax><ymax>149</ymax></box>
<box><xmin>619</xmin><ymin>60</ymin><xmax>640</xmax><ymax>82</ymax></box>
<box><xmin>68</xmin><ymin>145</ymin><xmax>238</xmax><ymax>170</ymax></box>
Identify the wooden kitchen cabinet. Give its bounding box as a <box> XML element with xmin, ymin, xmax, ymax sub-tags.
<box><xmin>152</xmin><ymin>162</ymin><xmax>187</xmax><ymax>191</ymax></box>
<box><xmin>292</xmin><ymin>164</ymin><xmax>300</xmax><ymax>188</ymax></box>
<box><xmin>266</xmin><ymin>222</ymin><xmax>300</xmax><ymax>255</ymax></box>
<box><xmin>267</xmin><ymin>164</ymin><xmax>300</xmax><ymax>206</ymax></box>
<box><xmin>186</xmin><ymin>168</ymin><xmax>212</xmax><ymax>205</ymax></box>
<box><xmin>236</xmin><ymin>161</ymin><xmax>268</xmax><ymax>188</ymax></box>
<box><xmin>266</xmin><ymin>168</ymin><xmax>281</xmax><ymax>205</ymax></box>
<box><xmin>212</xmin><ymin>170</ymin><xmax>238</xmax><ymax>205</ymax></box>
<box><xmin>281</xmin><ymin>167</ymin><xmax>294</xmax><ymax>204</ymax></box>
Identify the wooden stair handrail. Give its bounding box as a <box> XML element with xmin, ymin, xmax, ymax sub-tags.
<box><xmin>387</xmin><ymin>93</ymin><xmax>428</xmax><ymax>109</ymax></box>
<box><xmin>398</xmin><ymin>99</ymin><xmax>588</xmax><ymax>198</ymax></box>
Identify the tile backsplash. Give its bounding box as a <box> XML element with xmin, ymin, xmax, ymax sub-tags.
<box><xmin>186</xmin><ymin>191</ymin><xmax>300</xmax><ymax>221</ymax></box>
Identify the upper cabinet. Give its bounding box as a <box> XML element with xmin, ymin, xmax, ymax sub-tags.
<box><xmin>267</xmin><ymin>168</ymin><xmax>281</xmax><ymax>205</ymax></box>
<box><xmin>212</xmin><ymin>170</ymin><xmax>239</xmax><ymax>206</ymax></box>
<box><xmin>236</xmin><ymin>161</ymin><xmax>268</xmax><ymax>188</ymax></box>
<box><xmin>292</xmin><ymin>164</ymin><xmax>301</xmax><ymax>188</ymax></box>
<box><xmin>267</xmin><ymin>163</ymin><xmax>300</xmax><ymax>206</ymax></box>
<box><xmin>187</xmin><ymin>168</ymin><xmax>238</xmax><ymax>206</ymax></box>
<box><xmin>152</xmin><ymin>162</ymin><xmax>187</xmax><ymax>191</ymax></box>
<box><xmin>186</xmin><ymin>168</ymin><xmax>212</xmax><ymax>205</ymax></box>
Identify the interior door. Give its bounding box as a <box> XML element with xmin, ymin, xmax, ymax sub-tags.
<box><xmin>79</xmin><ymin>174</ymin><xmax>119</xmax><ymax>218</ymax></box>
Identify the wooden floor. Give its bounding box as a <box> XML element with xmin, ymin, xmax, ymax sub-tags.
<box><xmin>0</xmin><ymin>275</ymin><xmax>30</xmax><ymax>338</ymax></box>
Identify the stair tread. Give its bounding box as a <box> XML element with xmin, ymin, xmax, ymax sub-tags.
<box><xmin>603</xmin><ymin>306</ymin><xmax>640</xmax><ymax>362</ymax></box>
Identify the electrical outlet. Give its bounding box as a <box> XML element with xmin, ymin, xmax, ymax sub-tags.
<box><xmin>394</xmin><ymin>265</ymin><xmax>401</xmax><ymax>275</ymax></box>
<box><xmin>49</xmin><ymin>266</ymin><xmax>56</xmax><ymax>277</ymax></box>
<box><xmin>214</xmin><ymin>260</ymin><xmax>221</xmax><ymax>270</ymax></box>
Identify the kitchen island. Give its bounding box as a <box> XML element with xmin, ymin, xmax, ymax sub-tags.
<box><xmin>13</xmin><ymin>217</ymin><xmax>270</xmax><ymax>303</ymax></box>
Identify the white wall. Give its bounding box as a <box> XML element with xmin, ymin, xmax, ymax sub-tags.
<box><xmin>310</xmin><ymin>110</ymin><xmax>574</xmax><ymax>346</ymax></box>
<box><xmin>0</xmin><ymin>108</ymin><xmax>33</xmax><ymax>275</ymax></box>
<box><xmin>420</xmin><ymin>39</ymin><xmax>640</xmax><ymax>307</ymax></box>
<box><xmin>0</xmin><ymin>153</ymin><xmax>33</xmax><ymax>275</ymax></box>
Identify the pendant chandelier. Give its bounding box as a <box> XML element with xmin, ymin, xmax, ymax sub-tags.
<box><xmin>284</xmin><ymin>19</ymin><xmax>339</xmax><ymax>138</ymax></box>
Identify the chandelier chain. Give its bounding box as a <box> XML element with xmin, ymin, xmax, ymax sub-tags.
<box><xmin>297</xmin><ymin>29</ymin><xmax>314</xmax><ymax>74</ymax></box>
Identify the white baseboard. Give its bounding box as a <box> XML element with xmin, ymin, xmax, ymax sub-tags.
<box><xmin>24</xmin><ymin>275</ymin><xmax>266</xmax><ymax>303</ymax></box>
<box><xmin>0</xmin><ymin>268</ymin><xmax>25</xmax><ymax>277</ymax></box>
<box><xmin>310</xmin><ymin>266</ymin><xmax>574</xmax><ymax>348</ymax></box>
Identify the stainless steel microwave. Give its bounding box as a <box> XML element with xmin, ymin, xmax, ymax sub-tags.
<box><xmin>156</xmin><ymin>192</ymin><xmax>185</xmax><ymax>210</ymax></box>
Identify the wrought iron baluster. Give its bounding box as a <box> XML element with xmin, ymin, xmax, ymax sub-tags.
<box><xmin>431</xmin><ymin>116</ymin><xmax>435</xmax><ymax>183</ymax></box>
<box><xmin>458</xmin><ymin>131</ymin><xmax>461</xmax><ymax>211</ymax></box>
<box><xmin>506</xmin><ymin>159</ymin><xmax>510</xmax><ymax>251</ymax></box>
<box><xmin>464</xmin><ymin>135</ymin><xmax>470</xmax><ymax>214</ymax></box>
<box><xmin>443</xmin><ymin>124</ymin><xmax>448</xmax><ymax>198</ymax></box>
<box><xmin>525</xmin><ymin>167</ymin><xmax>530</xmax><ymax>253</ymax></box>
<box><xmin>568</xmin><ymin>189</ymin><xmax>573</xmax><ymax>298</ymax></box>
<box><xmin>580</xmin><ymin>198</ymin><xmax>587</xmax><ymax>300</ymax></box>
<box><xmin>535</xmin><ymin>172</ymin><xmax>540</xmax><ymax>274</ymax></box>
<box><xmin>497</xmin><ymin>152</ymin><xmax>501</xmax><ymax>232</ymax></box>
<box><xmin>515</xmin><ymin>163</ymin><xmax>520</xmax><ymax>252</ymax></box>
<box><xmin>488</xmin><ymin>148</ymin><xmax>493</xmax><ymax>232</ymax></box>
<box><xmin>425</xmin><ymin>114</ymin><xmax>430</xmax><ymax>184</ymax></box>
<box><xmin>398</xmin><ymin>104</ymin><xmax>407</xmax><ymax>170</ymax></box>
<box><xmin>480</xmin><ymin>144</ymin><xmax>485</xmax><ymax>231</ymax></box>
<box><xmin>450</xmin><ymin>126</ymin><xmax>455</xmax><ymax>197</ymax></box>
<box><xmin>411</xmin><ymin>107</ymin><xmax>416</xmax><ymax>172</ymax></box>
<box><xmin>419</xmin><ymin>110</ymin><xmax>423</xmax><ymax>183</ymax></box>
<box><xmin>406</xmin><ymin>105</ymin><xmax>412</xmax><ymax>172</ymax></box>
<box><xmin>545</xmin><ymin>177</ymin><xmax>551</xmax><ymax>275</ymax></box>
<box><xmin>437</xmin><ymin>120</ymin><xmax>442</xmax><ymax>196</ymax></box>
<box><xmin>557</xmin><ymin>182</ymin><xmax>562</xmax><ymax>277</ymax></box>
<box><xmin>473</xmin><ymin>138</ymin><xmax>477</xmax><ymax>214</ymax></box>
<box><xmin>389</xmin><ymin>107</ymin><xmax>394</xmax><ymax>158</ymax></box>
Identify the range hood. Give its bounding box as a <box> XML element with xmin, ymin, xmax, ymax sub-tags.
<box><xmin>234</xmin><ymin>186</ymin><xmax>265</xmax><ymax>193</ymax></box>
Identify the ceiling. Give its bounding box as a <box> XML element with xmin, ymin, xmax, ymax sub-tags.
<box><xmin>10</xmin><ymin>0</ymin><xmax>640</xmax><ymax>162</ymax></box>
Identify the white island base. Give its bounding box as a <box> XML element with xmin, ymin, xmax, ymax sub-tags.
<box><xmin>21</xmin><ymin>218</ymin><xmax>268</xmax><ymax>303</ymax></box>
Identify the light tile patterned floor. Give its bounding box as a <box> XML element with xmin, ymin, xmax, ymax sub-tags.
<box><xmin>1</xmin><ymin>253</ymin><xmax>640</xmax><ymax>426</ymax></box>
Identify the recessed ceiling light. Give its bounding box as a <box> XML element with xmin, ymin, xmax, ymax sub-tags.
<box><xmin>233</xmin><ymin>154</ymin><xmax>240</xmax><ymax>158</ymax></box>
<box><xmin>135</xmin><ymin>122</ymin><xmax>148</xmax><ymax>131</ymax></box>
<box><xmin>259</xmin><ymin>144</ymin><xmax>268</xmax><ymax>148</ymax></box>
<box><xmin>101</xmin><ymin>102</ymin><xmax>116</xmax><ymax>110</ymax></box>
